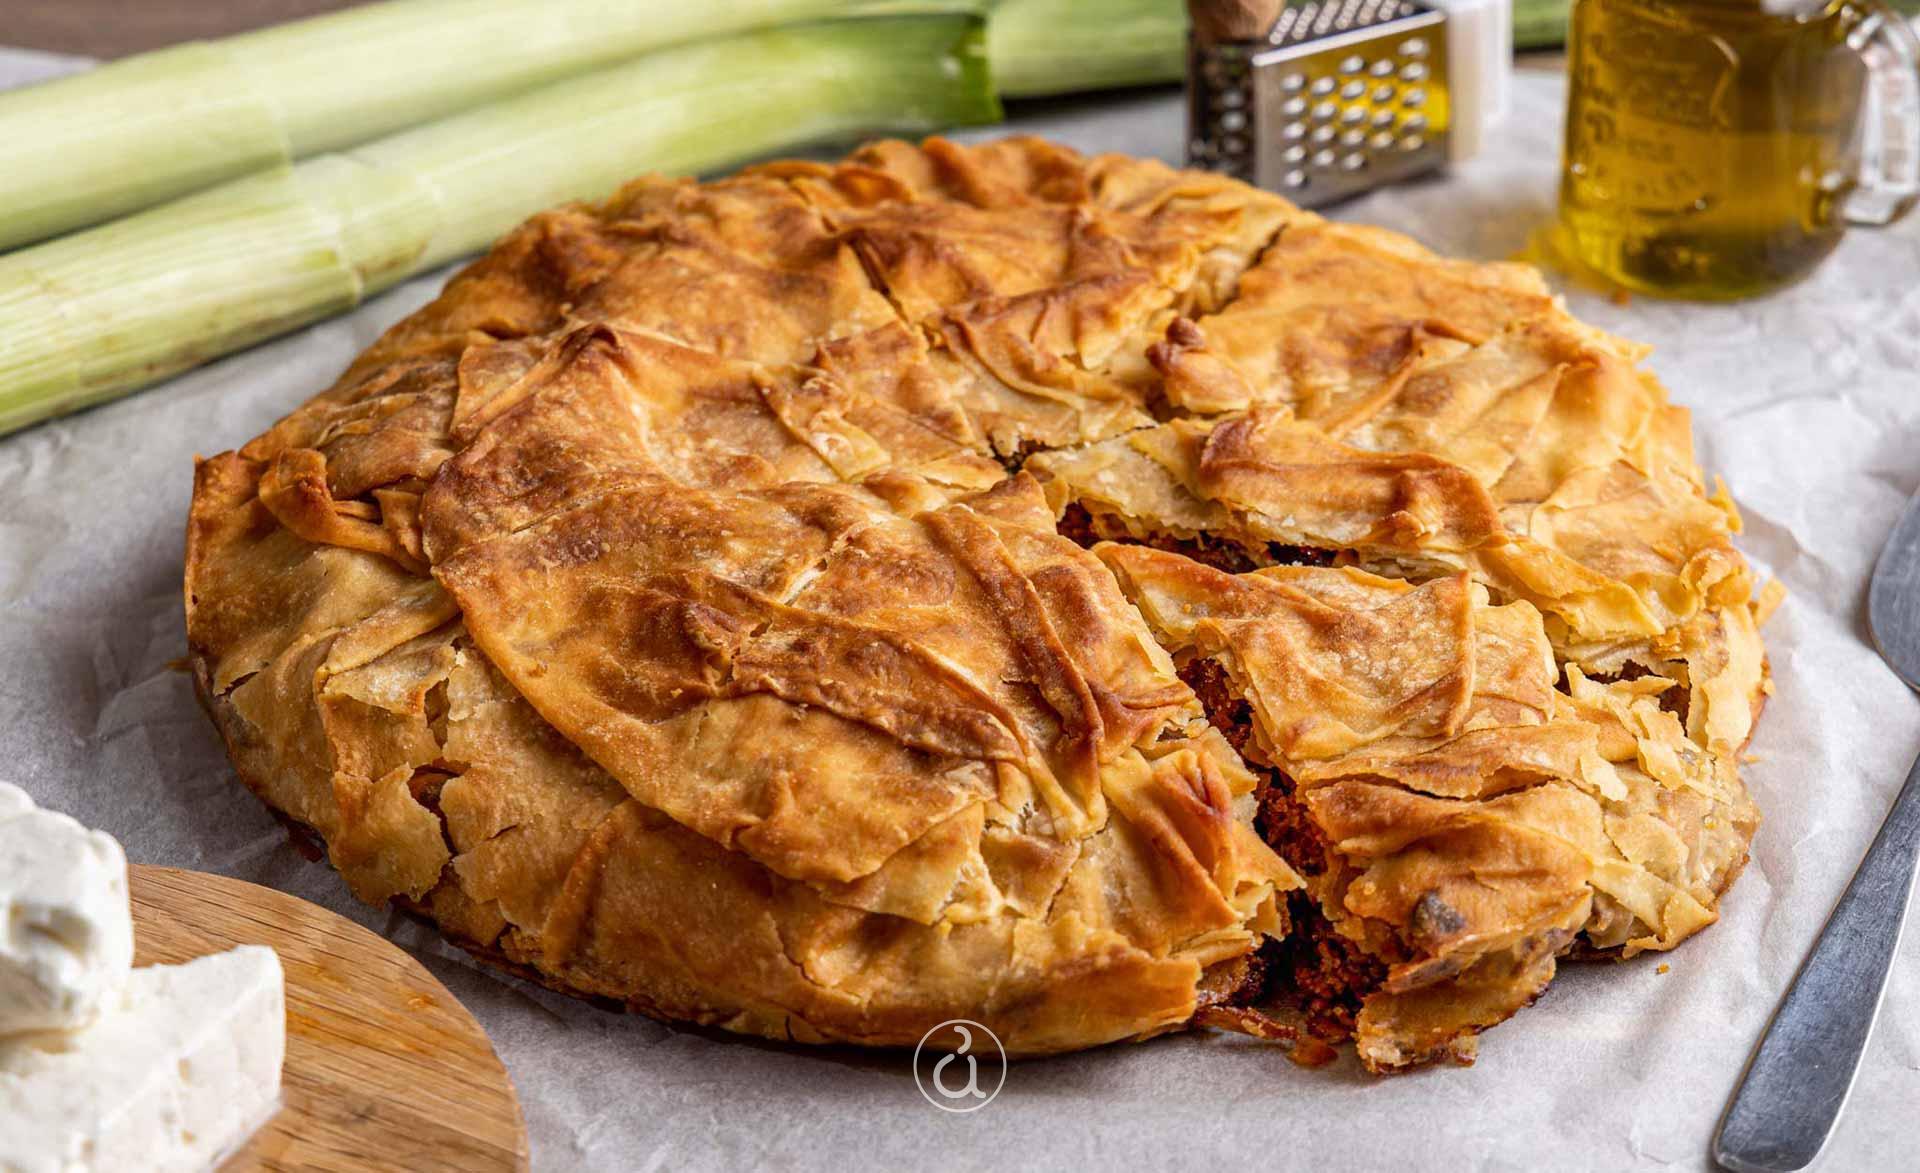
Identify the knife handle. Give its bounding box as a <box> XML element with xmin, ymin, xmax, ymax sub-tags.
<box><xmin>1714</xmin><ymin>749</ymin><xmax>1920</xmax><ymax>1171</ymax></box>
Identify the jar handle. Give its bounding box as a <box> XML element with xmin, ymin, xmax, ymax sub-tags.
<box><xmin>1841</xmin><ymin>0</ymin><xmax>1920</xmax><ymax>226</ymax></box>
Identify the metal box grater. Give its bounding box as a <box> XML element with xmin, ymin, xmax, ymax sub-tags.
<box><xmin>1188</xmin><ymin>0</ymin><xmax>1453</xmax><ymax>206</ymax></box>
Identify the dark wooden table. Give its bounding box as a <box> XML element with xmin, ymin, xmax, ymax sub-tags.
<box><xmin>5</xmin><ymin>0</ymin><xmax>368</xmax><ymax>58</ymax></box>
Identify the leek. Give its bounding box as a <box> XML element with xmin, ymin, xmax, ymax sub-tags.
<box><xmin>0</xmin><ymin>0</ymin><xmax>980</xmax><ymax>252</ymax></box>
<box><xmin>0</xmin><ymin>16</ymin><xmax>999</xmax><ymax>436</ymax></box>
<box><xmin>1511</xmin><ymin>1</ymin><xmax>1571</xmax><ymax>50</ymax></box>
<box><xmin>988</xmin><ymin>0</ymin><xmax>1185</xmax><ymax>98</ymax></box>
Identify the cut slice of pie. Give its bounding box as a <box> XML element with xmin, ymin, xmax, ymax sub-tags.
<box><xmin>1094</xmin><ymin>546</ymin><xmax>1757</xmax><ymax>1070</ymax></box>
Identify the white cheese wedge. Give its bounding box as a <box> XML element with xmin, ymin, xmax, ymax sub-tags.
<box><xmin>0</xmin><ymin>945</ymin><xmax>286</xmax><ymax>1173</ymax></box>
<box><xmin>0</xmin><ymin>783</ymin><xmax>133</xmax><ymax>1036</ymax></box>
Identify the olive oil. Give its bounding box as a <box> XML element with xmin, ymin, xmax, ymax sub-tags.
<box><xmin>1558</xmin><ymin>0</ymin><xmax>1869</xmax><ymax>299</ymax></box>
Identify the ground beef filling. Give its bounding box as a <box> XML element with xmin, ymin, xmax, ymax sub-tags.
<box><xmin>1053</xmin><ymin>500</ymin><xmax>1103</xmax><ymax>550</ymax></box>
<box><xmin>1059</xmin><ymin>503</ymin><xmax>1379</xmax><ymax>1039</ymax></box>
<box><xmin>1176</xmin><ymin>657</ymin><xmax>1388</xmax><ymax>1041</ymax></box>
<box><xmin>998</xmin><ymin>439</ymin><xmax>1047</xmax><ymax>475</ymax></box>
<box><xmin>1055</xmin><ymin>503</ymin><xmax>1336</xmax><ymax>573</ymax></box>
<box><xmin>1176</xmin><ymin>659</ymin><xmax>1329</xmax><ymax>874</ymax></box>
<box><xmin>1590</xmin><ymin>660</ymin><xmax>1692</xmax><ymax>724</ymax></box>
<box><xmin>1268</xmin><ymin>903</ymin><xmax>1390</xmax><ymax>1044</ymax></box>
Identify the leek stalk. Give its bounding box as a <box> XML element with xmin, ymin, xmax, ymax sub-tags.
<box><xmin>1511</xmin><ymin>1</ymin><xmax>1572</xmax><ymax>50</ymax></box>
<box><xmin>0</xmin><ymin>17</ymin><xmax>999</xmax><ymax>436</ymax></box>
<box><xmin>0</xmin><ymin>0</ymin><xmax>977</xmax><ymax>251</ymax></box>
<box><xmin>988</xmin><ymin>0</ymin><xmax>1186</xmax><ymax>97</ymax></box>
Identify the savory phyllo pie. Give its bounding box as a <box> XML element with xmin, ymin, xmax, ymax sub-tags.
<box><xmin>187</xmin><ymin>136</ymin><xmax>1768</xmax><ymax>1070</ymax></box>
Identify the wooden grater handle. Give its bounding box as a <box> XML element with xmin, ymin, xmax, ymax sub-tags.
<box><xmin>1187</xmin><ymin>0</ymin><xmax>1283</xmax><ymax>43</ymax></box>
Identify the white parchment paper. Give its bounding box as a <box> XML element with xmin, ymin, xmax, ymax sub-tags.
<box><xmin>3</xmin><ymin>45</ymin><xmax>1918</xmax><ymax>1171</ymax></box>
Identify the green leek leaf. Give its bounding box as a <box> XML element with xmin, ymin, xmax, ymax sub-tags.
<box><xmin>0</xmin><ymin>0</ymin><xmax>985</xmax><ymax>251</ymax></box>
<box><xmin>989</xmin><ymin>0</ymin><xmax>1185</xmax><ymax>98</ymax></box>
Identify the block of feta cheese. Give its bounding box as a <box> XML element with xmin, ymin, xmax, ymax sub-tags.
<box><xmin>0</xmin><ymin>944</ymin><xmax>286</xmax><ymax>1173</ymax></box>
<box><xmin>0</xmin><ymin>783</ymin><xmax>133</xmax><ymax>1035</ymax></box>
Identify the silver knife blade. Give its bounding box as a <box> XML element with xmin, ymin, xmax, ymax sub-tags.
<box><xmin>1715</xmin><ymin>486</ymin><xmax>1920</xmax><ymax>1171</ymax></box>
<box><xmin>1870</xmin><ymin>488</ymin><xmax>1920</xmax><ymax>691</ymax></box>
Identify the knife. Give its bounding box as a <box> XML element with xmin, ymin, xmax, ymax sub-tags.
<box><xmin>1713</xmin><ymin>487</ymin><xmax>1920</xmax><ymax>1171</ymax></box>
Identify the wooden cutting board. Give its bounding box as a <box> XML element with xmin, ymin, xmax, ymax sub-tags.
<box><xmin>130</xmin><ymin>865</ymin><xmax>530</xmax><ymax>1172</ymax></box>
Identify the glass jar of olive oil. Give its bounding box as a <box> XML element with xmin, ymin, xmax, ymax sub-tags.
<box><xmin>1558</xmin><ymin>0</ymin><xmax>1920</xmax><ymax>299</ymax></box>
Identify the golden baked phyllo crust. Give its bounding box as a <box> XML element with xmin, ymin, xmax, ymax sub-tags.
<box><xmin>185</xmin><ymin>136</ymin><xmax>1770</xmax><ymax>1071</ymax></box>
